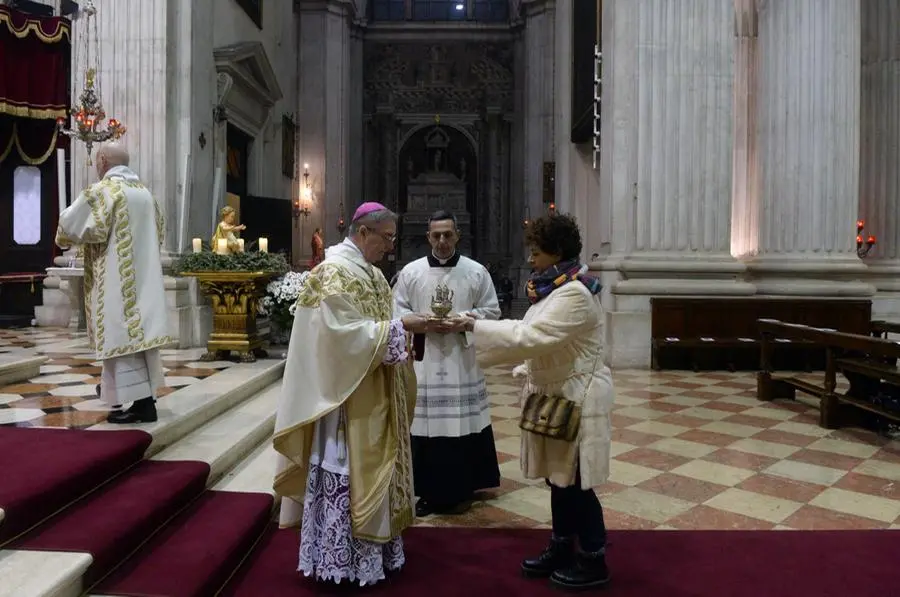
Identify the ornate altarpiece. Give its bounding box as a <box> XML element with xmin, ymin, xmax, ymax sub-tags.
<box><xmin>363</xmin><ymin>41</ymin><xmax>516</xmax><ymax>273</ymax></box>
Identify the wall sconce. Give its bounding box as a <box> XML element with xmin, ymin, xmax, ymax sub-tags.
<box><xmin>337</xmin><ymin>197</ymin><xmax>346</xmax><ymax>235</ymax></box>
<box><xmin>293</xmin><ymin>163</ymin><xmax>312</xmax><ymax>222</ymax></box>
<box><xmin>522</xmin><ymin>205</ymin><xmax>531</xmax><ymax>229</ymax></box>
<box><xmin>857</xmin><ymin>219</ymin><xmax>876</xmax><ymax>258</ymax></box>
<box><xmin>548</xmin><ymin>201</ymin><xmax>556</xmax><ymax>215</ymax></box>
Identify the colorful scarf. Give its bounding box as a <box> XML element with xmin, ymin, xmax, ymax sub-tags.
<box><xmin>526</xmin><ymin>259</ymin><xmax>602</xmax><ymax>305</ymax></box>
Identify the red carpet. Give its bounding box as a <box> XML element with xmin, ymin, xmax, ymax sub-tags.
<box><xmin>0</xmin><ymin>427</ymin><xmax>151</xmax><ymax>544</ymax></box>
<box><xmin>94</xmin><ymin>491</ymin><xmax>274</xmax><ymax>597</ymax></box>
<box><xmin>221</xmin><ymin>526</ymin><xmax>900</xmax><ymax>597</ymax></box>
<box><xmin>11</xmin><ymin>459</ymin><xmax>210</xmax><ymax>587</ymax></box>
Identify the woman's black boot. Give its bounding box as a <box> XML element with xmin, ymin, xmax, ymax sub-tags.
<box><xmin>550</xmin><ymin>549</ymin><xmax>610</xmax><ymax>591</ymax></box>
<box><xmin>521</xmin><ymin>535</ymin><xmax>575</xmax><ymax>578</ymax></box>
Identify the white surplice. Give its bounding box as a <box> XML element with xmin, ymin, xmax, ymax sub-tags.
<box><xmin>393</xmin><ymin>255</ymin><xmax>500</xmax><ymax>438</ymax></box>
<box><xmin>56</xmin><ymin>165</ymin><xmax>174</xmax><ymax>406</ymax></box>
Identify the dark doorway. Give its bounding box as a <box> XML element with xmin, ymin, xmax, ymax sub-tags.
<box><xmin>241</xmin><ymin>195</ymin><xmax>292</xmax><ymax>260</ymax></box>
<box><xmin>226</xmin><ymin>124</ymin><xmax>251</xmax><ymax>200</ymax></box>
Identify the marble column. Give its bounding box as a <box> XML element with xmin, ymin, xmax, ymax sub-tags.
<box><xmin>743</xmin><ymin>0</ymin><xmax>871</xmax><ymax>296</ymax></box>
<box><xmin>596</xmin><ymin>0</ymin><xmax>749</xmax><ymax>367</ymax></box>
<box><xmin>521</xmin><ymin>0</ymin><xmax>556</xmax><ymax>223</ymax></box>
<box><xmin>297</xmin><ymin>0</ymin><xmax>358</xmax><ymax>248</ymax></box>
<box><xmin>730</xmin><ymin>0</ymin><xmax>759</xmax><ymax>259</ymax></box>
<box><xmin>859</xmin><ymin>0</ymin><xmax>900</xmax><ymax>316</ymax></box>
<box><xmin>56</xmin><ymin>0</ymin><xmax>211</xmax><ymax>346</ymax></box>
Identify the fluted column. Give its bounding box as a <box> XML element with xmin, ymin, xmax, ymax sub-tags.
<box><xmin>730</xmin><ymin>0</ymin><xmax>759</xmax><ymax>258</ymax></box>
<box><xmin>744</xmin><ymin>0</ymin><xmax>870</xmax><ymax>295</ymax></box>
<box><xmin>611</xmin><ymin>0</ymin><xmax>748</xmax><ymax>294</ymax></box>
<box><xmin>859</xmin><ymin>0</ymin><xmax>900</xmax><ymax>314</ymax></box>
<box><xmin>70</xmin><ymin>0</ymin><xmax>172</xmax><ymax>245</ymax></box>
<box><xmin>297</xmin><ymin>0</ymin><xmax>358</xmax><ymax>249</ymax></box>
<box><xmin>520</xmin><ymin>0</ymin><xmax>556</xmax><ymax>221</ymax></box>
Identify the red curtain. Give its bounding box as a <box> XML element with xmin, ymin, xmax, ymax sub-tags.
<box><xmin>0</xmin><ymin>5</ymin><xmax>70</xmax><ymax>165</ymax></box>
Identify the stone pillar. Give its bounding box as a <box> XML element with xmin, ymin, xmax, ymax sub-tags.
<box><xmin>297</xmin><ymin>0</ymin><xmax>358</xmax><ymax>248</ymax></box>
<box><xmin>743</xmin><ymin>0</ymin><xmax>871</xmax><ymax>296</ymax></box>
<box><xmin>521</xmin><ymin>0</ymin><xmax>556</xmax><ymax>222</ymax></box>
<box><xmin>52</xmin><ymin>0</ymin><xmax>211</xmax><ymax>346</ymax></box>
<box><xmin>596</xmin><ymin>0</ymin><xmax>750</xmax><ymax>367</ymax></box>
<box><xmin>730</xmin><ymin>0</ymin><xmax>759</xmax><ymax>259</ymax></box>
<box><xmin>859</xmin><ymin>0</ymin><xmax>900</xmax><ymax>317</ymax></box>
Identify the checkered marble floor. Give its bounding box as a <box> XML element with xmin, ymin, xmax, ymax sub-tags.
<box><xmin>423</xmin><ymin>368</ymin><xmax>900</xmax><ymax>532</ymax></box>
<box><xmin>0</xmin><ymin>328</ymin><xmax>235</xmax><ymax>429</ymax></box>
<box><xmin>3</xmin><ymin>328</ymin><xmax>900</xmax><ymax>532</ymax></box>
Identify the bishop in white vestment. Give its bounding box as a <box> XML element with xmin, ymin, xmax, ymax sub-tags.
<box><xmin>273</xmin><ymin>203</ymin><xmax>427</xmax><ymax>586</ymax></box>
<box><xmin>393</xmin><ymin>210</ymin><xmax>501</xmax><ymax>516</ymax></box>
<box><xmin>55</xmin><ymin>143</ymin><xmax>173</xmax><ymax>424</ymax></box>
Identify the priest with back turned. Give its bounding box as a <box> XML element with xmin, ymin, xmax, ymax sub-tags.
<box><xmin>272</xmin><ymin>202</ymin><xmax>429</xmax><ymax>587</ymax></box>
<box><xmin>393</xmin><ymin>209</ymin><xmax>502</xmax><ymax>516</ymax></box>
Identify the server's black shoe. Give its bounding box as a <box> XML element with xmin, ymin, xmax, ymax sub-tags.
<box><xmin>107</xmin><ymin>397</ymin><xmax>157</xmax><ymax>424</ymax></box>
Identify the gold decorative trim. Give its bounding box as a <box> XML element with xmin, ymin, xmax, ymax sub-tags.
<box><xmin>0</xmin><ymin>101</ymin><xmax>67</xmax><ymax>120</ymax></box>
<box><xmin>0</xmin><ymin>7</ymin><xmax>70</xmax><ymax>43</ymax></box>
<box><xmin>105</xmin><ymin>180</ymin><xmax>144</xmax><ymax>344</ymax></box>
<box><xmin>0</xmin><ymin>120</ymin><xmax>60</xmax><ymax>165</ymax></box>
<box><xmin>99</xmin><ymin>335</ymin><xmax>178</xmax><ymax>361</ymax></box>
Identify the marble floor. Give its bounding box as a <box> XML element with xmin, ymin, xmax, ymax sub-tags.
<box><xmin>2</xmin><ymin>327</ymin><xmax>900</xmax><ymax>532</ymax></box>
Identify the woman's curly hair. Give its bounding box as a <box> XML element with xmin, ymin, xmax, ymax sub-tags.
<box><xmin>524</xmin><ymin>213</ymin><xmax>583</xmax><ymax>261</ymax></box>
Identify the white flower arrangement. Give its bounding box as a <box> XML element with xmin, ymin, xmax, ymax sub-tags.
<box><xmin>259</xmin><ymin>270</ymin><xmax>310</xmax><ymax>331</ymax></box>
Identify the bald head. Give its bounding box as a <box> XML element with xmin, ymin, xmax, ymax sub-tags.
<box><xmin>96</xmin><ymin>142</ymin><xmax>130</xmax><ymax>178</ymax></box>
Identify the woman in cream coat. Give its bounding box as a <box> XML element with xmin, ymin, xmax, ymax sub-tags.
<box><xmin>453</xmin><ymin>214</ymin><xmax>614</xmax><ymax>592</ymax></box>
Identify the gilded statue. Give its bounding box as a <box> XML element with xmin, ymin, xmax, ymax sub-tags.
<box><xmin>211</xmin><ymin>206</ymin><xmax>245</xmax><ymax>254</ymax></box>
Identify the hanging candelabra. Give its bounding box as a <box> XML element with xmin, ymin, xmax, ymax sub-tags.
<box><xmin>56</xmin><ymin>1</ymin><xmax>125</xmax><ymax>165</ymax></box>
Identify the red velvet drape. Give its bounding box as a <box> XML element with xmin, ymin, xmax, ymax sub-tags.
<box><xmin>0</xmin><ymin>5</ymin><xmax>70</xmax><ymax>165</ymax></box>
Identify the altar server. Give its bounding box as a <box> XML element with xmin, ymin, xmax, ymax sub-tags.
<box><xmin>393</xmin><ymin>209</ymin><xmax>502</xmax><ymax>516</ymax></box>
<box><xmin>55</xmin><ymin>142</ymin><xmax>173</xmax><ymax>424</ymax></box>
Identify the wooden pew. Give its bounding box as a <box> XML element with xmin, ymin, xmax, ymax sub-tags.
<box><xmin>650</xmin><ymin>298</ymin><xmax>872</xmax><ymax>371</ymax></box>
<box><xmin>757</xmin><ymin>319</ymin><xmax>900</xmax><ymax>429</ymax></box>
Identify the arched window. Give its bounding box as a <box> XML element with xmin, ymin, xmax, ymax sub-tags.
<box><xmin>13</xmin><ymin>166</ymin><xmax>42</xmax><ymax>246</ymax></box>
<box><xmin>370</xmin><ymin>0</ymin><xmax>510</xmax><ymax>22</ymax></box>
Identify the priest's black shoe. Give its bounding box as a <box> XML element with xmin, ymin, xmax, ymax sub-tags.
<box><xmin>107</xmin><ymin>398</ymin><xmax>157</xmax><ymax>424</ymax></box>
<box><xmin>521</xmin><ymin>536</ymin><xmax>574</xmax><ymax>579</ymax></box>
<box><xmin>549</xmin><ymin>550</ymin><xmax>610</xmax><ymax>591</ymax></box>
<box><xmin>415</xmin><ymin>499</ymin><xmax>433</xmax><ymax>517</ymax></box>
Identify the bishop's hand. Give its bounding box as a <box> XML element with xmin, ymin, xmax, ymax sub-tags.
<box><xmin>445</xmin><ymin>314</ymin><xmax>475</xmax><ymax>333</ymax></box>
<box><xmin>401</xmin><ymin>313</ymin><xmax>429</xmax><ymax>334</ymax></box>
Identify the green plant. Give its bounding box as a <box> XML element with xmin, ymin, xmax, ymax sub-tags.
<box><xmin>173</xmin><ymin>250</ymin><xmax>290</xmax><ymax>275</ymax></box>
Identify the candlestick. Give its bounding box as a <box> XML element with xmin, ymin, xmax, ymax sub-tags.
<box><xmin>192</xmin><ymin>238</ymin><xmax>202</xmax><ymax>253</ymax></box>
<box><xmin>56</xmin><ymin>148</ymin><xmax>66</xmax><ymax>215</ymax></box>
<box><xmin>237</xmin><ymin>238</ymin><xmax>245</xmax><ymax>252</ymax></box>
<box><xmin>258</xmin><ymin>237</ymin><xmax>268</xmax><ymax>253</ymax></box>
<box><xmin>216</xmin><ymin>238</ymin><xmax>227</xmax><ymax>254</ymax></box>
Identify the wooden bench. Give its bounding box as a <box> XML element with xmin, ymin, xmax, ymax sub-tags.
<box><xmin>650</xmin><ymin>298</ymin><xmax>872</xmax><ymax>371</ymax></box>
<box><xmin>757</xmin><ymin>319</ymin><xmax>900</xmax><ymax>429</ymax></box>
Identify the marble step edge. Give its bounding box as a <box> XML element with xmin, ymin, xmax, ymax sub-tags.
<box><xmin>0</xmin><ymin>382</ymin><xmax>283</xmax><ymax>597</ymax></box>
<box><xmin>88</xmin><ymin>358</ymin><xmax>285</xmax><ymax>458</ymax></box>
<box><xmin>0</xmin><ymin>549</ymin><xmax>91</xmax><ymax>597</ymax></box>
<box><xmin>152</xmin><ymin>381</ymin><xmax>281</xmax><ymax>487</ymax></box>
<box><xmin>0</xmin><ymin>354</ymin><xmax>48</xmax><ymax>386</ymax></box>
<box><xmin>213</xmin><ymin>435</ymin><xmax>278</xmax><ymax>499</ymax></box>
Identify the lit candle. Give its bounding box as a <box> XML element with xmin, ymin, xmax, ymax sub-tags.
<box><xmin>216</xmin><ymin>238</ymin><xmax>227</xmax><ymax>254</ymax></box>
<box><xmin>56</xmin><ymin>148</ymin><xmax>66</xmax><ymax>216</ymax></box>
<box><xmin>258</xmin><ymin>237</ymin><xmax>268</xmax><ymax>253</ymax></box>
<box><xmin>868</xmin><ymin>235</ymin><xmax>876</xmax><ymax>245</ymax></box>
<box><xmin>237</xmin><ymin>238</ymin><xmax>245</xmax><ymax>252</ymax></box>
<box><xmin>192</xmin><ymin>238</ymin><xmax>202</xmax><ymax>253</ymax></box>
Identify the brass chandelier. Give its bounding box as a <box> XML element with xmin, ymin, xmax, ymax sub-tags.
<box><xmin>56</xmin><ymin>1</ymin><xmax>125</xmax><ymax>164</ymax></box>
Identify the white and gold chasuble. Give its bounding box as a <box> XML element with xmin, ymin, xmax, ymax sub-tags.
<box><xmin>56</xmin><ymin>166</ymin><xmax>174</xmax><ymax>360</ymax></box>
<box><xmin>273</xmin><ymin>240</ymin><xmax>416</xmax><ymax>543</ymax></box>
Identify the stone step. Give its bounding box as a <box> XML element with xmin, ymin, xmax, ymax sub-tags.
<box><xmin>0</xmin><ymin>360</ymin><xmax>285</xmax><ymax>597</ymax></box>
<box><xmin>0</xmin><ymin>353</ymin><xmax>47</xmax><ymax>386</ymax></box>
